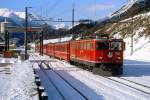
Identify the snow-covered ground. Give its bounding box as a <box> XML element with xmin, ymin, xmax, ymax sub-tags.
<box><xmin>0</xmin><ymin>58</ymin><xmax>38</xmax><ymax>100</ymax></box>
<box><xmin>30</xmin><ymin>51</ymin><xmax>150</xmax><ymax>100</ymax></box>
<box><xmin>28</xmin><ymin>28</ymin><xmax>150</xmax><ymax>99</ymax></box>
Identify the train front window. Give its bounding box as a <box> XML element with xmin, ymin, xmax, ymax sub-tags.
<box><xmin>111</xmin><ymin>42</ymin><xmax>122</xmax><ymax>50</ymax></box>
<box><xmin>97</xmin><ymin>42</ymin><xmax>109</xmax><ymax>50</ymax></box>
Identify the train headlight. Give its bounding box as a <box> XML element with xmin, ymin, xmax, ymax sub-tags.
<box><xmin>99</xmin><ymin>57</ymin><xmax>103</xmax><ymax>60</ymax></box>
<box><xmin>108</xmin><ymin>52</ymin><xmax>113</xmax><ymax>58</ymax></box>
<box><xmin>117</xmin><ymin>57</ymin><xmax>121</xmax><ymax>60</ymax></box>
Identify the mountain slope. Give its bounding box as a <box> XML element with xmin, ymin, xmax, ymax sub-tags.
<box><xmin>0</xmin><ymin>8</ymin><xmax>44</xmax><ymax>27</ymax></box>
<box><xmin>111</xmin><ymin>0</ymin><xmax>144</xmax><ymax>17</ymax></box>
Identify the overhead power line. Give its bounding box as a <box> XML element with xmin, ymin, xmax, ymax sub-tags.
<box><xmin>48</xmin><ymin>0</ymin><xmax>64</xmax><ymax>14</ymax></box>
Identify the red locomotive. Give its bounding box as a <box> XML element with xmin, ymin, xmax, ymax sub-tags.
<box><xmin>36</xmin><ymin>38</ymin><xmax>125</xmax><ymax>76</ymax></box>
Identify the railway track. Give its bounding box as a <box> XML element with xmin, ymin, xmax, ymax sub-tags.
<box><xmin>46</xmin><ymin>62</ymin><xmax>89</xmax><ymax>100</ymax></box>
<box><xmin>52</xmin><ymin>61</ymin><xmax>150</xmax><ymax>98</ymax></box>
<box><xmin>31</xmin><ymin>54</ymin><xmax>89</xmax><ymax>100</ymax></box>
<box><xmin>107</xmin><ymin>77</ymin><xmax>150</xmax><ymax>96</ymax></box>
<box><xmin>31</xmin><ymin>53</ymin><xmax>150</xmax><ymax>99</ymax></box>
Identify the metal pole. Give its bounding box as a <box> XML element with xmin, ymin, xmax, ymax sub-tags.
<box><xmin>40</xmin><ymin>32</ymin><xmax>41</xmax><ymax>55</ymax></box>
<box><xmin>41</xmin><ymin>31</ymin><xmax>43</xmax><ymax>56</ymax></box>
<box><xmin>72</xmin><ymin>0</ymin><xmax>75</xmax><ymax>38</ymax></box>
<box><xmin>72</xmin><ymin>1</ymin><xmax>75</xmax><ymax>28</ymax></box>
<box><xmin>25</xmin><ymin>7</ymin><xmax>28</xmax><ymax>60</ymax></box>
<box><xmin>40</xmin><ymin>33</ymin><xmax>42</xmax><ymax>55</ymax></box>
<box><xmin>5</xmin><ymin>30</ymin><xmax>8</xmax><ymax>51</ymax></box>
<box><xmin>131</xmin><ymin>16</ymin><xmax>134</xmax><ymax>55</ymax></box>
<box><xmin>7</xmin><ymin>31</ymin><xmax>9</xmax><ymax>51</ymax></box>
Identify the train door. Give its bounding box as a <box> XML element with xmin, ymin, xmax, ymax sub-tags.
<box><xmin>70</xmin><ymin>41</ymin><xmax>76</xmax><ymax>59</ymax></box>
<box><xmin>86</xmin><ymin>41</ymin><xmax>95</xmax><ymax>62</ymax></box>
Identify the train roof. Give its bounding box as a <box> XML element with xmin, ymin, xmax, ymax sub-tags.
<box><xmin>41</xmin><ymin>38</ymin><xmax>124</xmax><ymax>46</ymax></box>
<box><xmin>70</xmin><ymin>38</ymin><xmax>124</xmax><ymax>42</ymax></box>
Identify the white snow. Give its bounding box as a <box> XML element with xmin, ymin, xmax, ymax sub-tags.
<box><xmin>0</xmin><ymin>8</ymin><xmax>47</xmax><ymax>27</ymax></box>
<box><xmin>15</xmin><ymin>12</ymin><xmax>25</xmax><ymax>19</ymax></box>
<box><xmin>0</xmin><ymin>58</ymin><xmax>38</xmax><ymax>100</ymax></box>
<box><xmin>54</xmin><ymin>23</ymin><xmax>69</xmax><ymax>29</ymax></box>
<box><xmin>0</xmin><ymin>8</ymin><xmax>24</xmax><ymax>26</ymax></box>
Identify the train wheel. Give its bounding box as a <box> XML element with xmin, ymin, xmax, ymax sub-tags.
<box><xmin>88</xmin><ymin>66</ymin><xmax>93</xmax><ymax>72</ymax></box>
<box><xmin>69</xmin><ymin>61</ymin><xmax>74</xmax><ymax>65</ymax></box>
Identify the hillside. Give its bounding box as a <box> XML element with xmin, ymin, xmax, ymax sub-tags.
<box><xmin>95</xmin><ymin>12</ymin><xmax>150</xmax><ymax>38</ymax></box>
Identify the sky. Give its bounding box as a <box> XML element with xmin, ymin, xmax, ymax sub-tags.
<box><xmin>0</xmin><ymin>0</ymin><xmax>127</xmax><ymax>25</ymax></box>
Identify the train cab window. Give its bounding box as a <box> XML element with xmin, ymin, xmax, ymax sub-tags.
<box><xmin>97</xmin><ymin>42</ymin><xmax>109</xmax><ymax>50</ymax></box>
<box><xmin>111</xmin><ymin>42</ymin><xmax>122</xmax><ymax>50</ymax></box>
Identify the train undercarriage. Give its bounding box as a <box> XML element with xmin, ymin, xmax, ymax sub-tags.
<box><xmin>93</xmin><ymin>63</ymin><xmax>123</xmax><ymax>76</ymax></box>
<box><xmin>70</xmin><ymin>58</ymin><xmax>123</xmax><ymax>76</ymax></box>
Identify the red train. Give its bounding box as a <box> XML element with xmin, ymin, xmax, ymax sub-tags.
<box><xmin>36</xmin><ymin>38</ymin><xmax>125</xmax><ymax>76</ymax></box>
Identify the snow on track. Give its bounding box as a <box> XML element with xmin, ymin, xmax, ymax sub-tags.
<box><xmin>50</xmin><ymin>60</ymin><xmax>150</xmax><ymax>100</ymax></box>
<box><xmin>44</xmin><ymin>69</ymin><xmax>86</xmax><ymax>100</ymax></box>
<box><xmin>108</xmin><ymin>77</ymin><xmax>150</xmax><ymax>95</ymax></box>
<box><xmin>33</xmin><ymin>63</ymin><xmax>64</xmax><ymax>100</ymax></box>
<box><xmin>122</xmin><ymin>59</ymin><xmax>150</xmax><ymax>88</ymax></box>
<box><xmin>31</xmin><ymin>54</ymin><xmax>89</xmax><ymax>100</ymax></box>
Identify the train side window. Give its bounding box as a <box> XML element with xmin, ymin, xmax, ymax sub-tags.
<box><xmin>65</xmin><ymin>45</ymin><xmax>67</xmax><ymax>52</ymax></box>
<box><xmin>87</xmin><ymin>42</ymin><xmax>93</xmax><ymax>50</ymax></box>
<box><xmin>71</xmin><ymin>43</ymin><xmax>74</xmax><ymax>48</ymax></box>
<box><xmin>71</xmin><ymin>43</ymin><xmax>76</xmax><ymax>49</ymax></box>
<box><xmin>83</xmin><ymin>43</ymin><xmax>86</xmax><ymax>50</ymax></box>
<box><xmin>75</xmin><ymin>43</ymin><xmax>78</xmax><ymax>49</ymax></box>
<box><xmin>74</xmin><ymin>43</ymin><xmax>77</xmax><ymax>49</ymax></box>
<box><xmin>80</xmin><ymin>43</ymin><xmax>83</xmax><ymax>49</ymax></box>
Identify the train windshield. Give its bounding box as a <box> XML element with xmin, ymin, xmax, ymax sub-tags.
<box><xmin>111</xmin><ymin>41</ymin><xmax>122</xmax><ymax>50</ymax></box>
<box><xmin>97</xmin><ymin>42</ymin><xmax>109</xmax><ymax>50</ymax></box>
